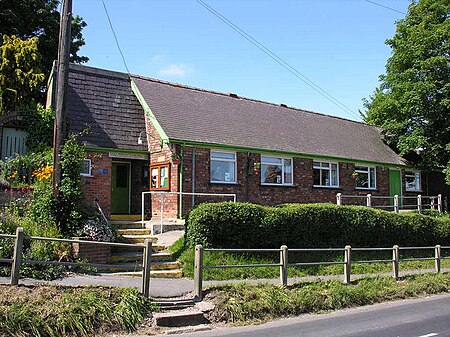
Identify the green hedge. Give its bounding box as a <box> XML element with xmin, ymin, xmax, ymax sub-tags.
<box><xmin>185</xmin><ymin>202</ymin><xmax>450</xmax><ymax>248</ymax></box>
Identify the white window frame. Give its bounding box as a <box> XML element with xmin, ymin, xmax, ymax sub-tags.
<box><xmin>313</xmin><ymin>161</ymin><xmax>339</xmax><ymax>188</ymax></box>
<box><xmin>210</xmin><ymin>150</ymin><xmax>237</xmax><ymax>184</ymax></box>
<box><xmin>354</xmin><ymin>165</ymin><xmax>376</xmax><ymax>190</ymax></box>
<box><xmin>405</xmin><ymin>170</ymin><xmax>421</xmax><ymax>192</ymax></box>
<box><xmin>80</xmin><ymin>159</ymin><xmax>92</xmax><ymax>177</ymax></box>
<box><xmin>261</xmin><ymin>155</ymin><xmax>293</xmax><ymax>186</ymax></box>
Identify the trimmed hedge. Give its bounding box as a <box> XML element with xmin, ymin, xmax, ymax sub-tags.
<box><xmin>185</xmin><ymin>202</ymin><xmax>450</xmax><ymax>248</ymax></box>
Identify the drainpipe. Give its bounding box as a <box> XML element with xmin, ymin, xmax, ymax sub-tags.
<box><xmin>192</xmin><ymin>148</ymin><xmax>196</xmax><ymax>207</ymax></box>
<box><xmin>178</xmin><ymin>145</ymin><xmax>184</xmax><ymax>219</ymax></box>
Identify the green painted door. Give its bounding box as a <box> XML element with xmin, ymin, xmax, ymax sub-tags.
<box><xmin>389</xmin><ymin>170</ymin><xmax>402</xmax><ymax>207</ymax></box>
<box><xmin>111</xmin><ymin>162</ymin><xmax>130</xmax><ymax>214</ymax></box>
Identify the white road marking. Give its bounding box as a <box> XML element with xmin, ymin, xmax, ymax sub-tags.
<box><xmin>418</xmin><ymin>333</ymin><xmax>438</xmax><ymax>337</ymax></box>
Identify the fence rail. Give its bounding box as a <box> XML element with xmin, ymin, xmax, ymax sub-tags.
<box><xmin>0</xmin><ymin>227</ymin><xmax>153</xmax><ymax>297</ymax></box>
<box><xmin>193</xmin><ymin>244</ymin><xmax>449</xmax><ymax>300</ymax></box>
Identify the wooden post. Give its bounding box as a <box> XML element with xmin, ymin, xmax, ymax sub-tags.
<box><xmin>11</xmin><ymin>227</ymin><xmax>24</xmax><ymax>286</ymax></box>
<box><xmin>437</xmin><ymin>194</ymin><xmax>442</xmax><ymax>214</ymax></box>
<box><xmin>417</xmin><ymin>195</ymin><xmax>422</xmax><ymax>214</ymax></box>
<box><xmin>336</xmin><ymin>193</ymin><xmax>342</xmax><ymax>206</ymax></box>
<box><xmin>142</xmin><ymin>239</ymin><xmax>152</xmax><ymax>298</ymax></box>
<box><xmin>344</xmin><ymin>245</ymin><xmax>351</xmax><ymax>285</ymax></box>
<box><xmin>394</xmin><ymin>195</ymin><xmax>399</xmax><ymax>213</ymax></box>
<box><xmin>280</xmin><ymin>245</ymin><xmax>288</xmax><ymax>287</ymax></box>
<box><xmin>194</xmin><ymin>245</ymin><xmax>204</xmax><ymax>301</ymax></box>
<box><xmin>435</xmin><ymin>245</ymin><xmax>441</xmax><ymax>273</ymax></box>
<box><xmin>392</xmin><ymin>245</ymin><xmax>399</xmax><ymax>281</ymax></box>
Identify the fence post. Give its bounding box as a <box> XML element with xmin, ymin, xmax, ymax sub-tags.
<box><xmin>142</xmin><ymin>239</ymin><xmax>152</xmax><ymax>298</ymax></box>
<box><xmin>437</xmin><ymin>194</ymin><xmax>442</xmax><ymax>214</ymax></box>
<box><xmin>336</xmin><ymin>193</ymin><xmax>342</xmax><ymax>206</ymax></box>
<box><xmin>417</xmin><ymin>195</ymin><xmax>422</xmax><ymax>214</ymax></box>
<box><xmin>394</xmin><ymin>195</ymin><xmax>399</xmax><ymax>213</ymax></box>
<box><xmin>280</xmin><ymin>245</ymin><xmax>288</xmax><ymax>287</ymax></box>
<box><xmin>344</xmin><ymin>245</ymin><xmax>351</xmax><ymax>285</ymax></box>
<box><xmin>194</xmin><ymin>245</ymin><xmax>204</xmax><ymax>301</ymax></box>
<box><xmin>435</xmin><ymin>245</ymin><xmax>441</xmax><ymax>273</ymax></box>
<box><xmin>11</xmin><ymin>227</ymin><xmax>24</xmax><ymax>286</ymax></box>
<box><xmin>392</xmin><ymin>245</ymin><xmax>399</xmax><ymax>281</ymax></box>
<box><xmin>366</xmin><ymin>194</ymin><xmax>372</xmax><ymax>208</ymax></box>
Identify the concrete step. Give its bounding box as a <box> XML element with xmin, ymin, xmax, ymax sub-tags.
<box><xmin>156</xmin><ymin>299</ymin><xmax>195</xmax><ymax>311</ymax></box>
<box><xmin>154</xmin><ymin>310</ymin><xmax>208</xmax><ymax>327</ymax></box>
<box><xmin>107</xmin><ymin>261</ymin><xmax>182</xmax><ymax>272</ymax></box>
<box><xmin>111</xmin><ymin>214</ymin><xmax>142</xmax><ymax>221</ymax></box>
<box><xmin>110</xmin><ymin>251</ymin><xmax>173</xmax><ymax>263</ymax></box>
<box><xmin>121</xmin><ymin>235</ymin><xmax>158</xmax><ymax>244</ymax></box>
<box><xmin>111</xmin><ymin>220</ymin><xmax>144</xmax><ymax>229</ymax></box>
<box><xmin>110</xmin><ymin>269</ymin><xmax>183</xmax><ymax>278</ymax></box>
<box><xmin>117</xmin><ymin>228</ymin><xmax>153</xmax><ymax>236</ymax></box>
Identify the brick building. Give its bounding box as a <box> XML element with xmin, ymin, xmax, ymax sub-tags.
<box><xmin>43</xmin><ymin>63</ymin><xmax>448</xmax><ymax>219</ymax></box>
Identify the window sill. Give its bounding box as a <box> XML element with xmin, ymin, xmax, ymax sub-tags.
<box><xmin>405</xmin><ymin>190</ymin><xmax>422</xmax><ymax>193</ymax></box>
<box><xmin>313</xmin><ymin>185</ymin><xmax>341</xmax><ymax>189</ymax></box>
<box><xmin>261</xmin><ymin>183</ymin><xmax>296</xmax><ymax>188</ymax></box>
<box><xmin>355</xmin><ymin>187</ymin><xmax>377</xmax><ymax>191</ymax></box>
<box><xmin>80</xmin><ymin>174</ymin><xmax>93</xmax><ymax>178</ymax></box>
<box><xmin>210</xmin><ymin>181</ymin><xmax>238</xmax><ymax>185</ymax></box>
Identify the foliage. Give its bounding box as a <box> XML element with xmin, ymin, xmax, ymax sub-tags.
<box><xmin>17</xmin><ymin>104</ymin><xmax>55</xmax><ymax>152</ymax></box>
<box><xmin>0</xmin><ymin>285</ymin><xmax>156</xmax><ymax>336</ymax></box>
<box><xmin>207</xmin><ymin>273</ymin><xmax>450</xmax><ymax>323</ymax></box>
<box><xmin>0</xmin><ymin>35</ymin><xmax>45</xmax><ymax>113</ymax></box>
<box><xmin>185</xmin><ymin>202</ymin><xmax>450</xmax><ymax>249</ymax></box>
<box><xmin>78</xmin><ymin>217</ymin><xmax>115</xmax><ymax>242</ymax></box>
<box><xmin>363</xmin><ymin>0</ymin><xmax>450</xmax><ymax>183</ymax></box>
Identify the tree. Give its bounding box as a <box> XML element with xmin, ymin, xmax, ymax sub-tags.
<box><xmin>363</xmin><ymin>0</ymin><xmax>450</xmax><ymax>183</ymax></box>
<box><xmin>0</xmin><ymin>0</ymin><xmax>88</xmax><ymax>83</ymax></box>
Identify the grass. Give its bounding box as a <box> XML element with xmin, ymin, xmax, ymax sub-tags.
<box><xmin>0</xmin><ymin>285</ymin><xmax>158</xmax><ymax>337</ymax></box>
<box><xmin>173</xmin><ymin>237</ymin><xmax>450</xmax><ymax>280</ymax></box>
<box><xmin>206</xmin><ymin>273</ymin><xmax>450</xmax><ymax>323</ymax></box>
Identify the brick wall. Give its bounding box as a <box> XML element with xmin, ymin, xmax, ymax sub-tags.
<box><xmin>72</xmin><ymin>238</ymin><xmax>111</xmax><ymax>264</ymax></box>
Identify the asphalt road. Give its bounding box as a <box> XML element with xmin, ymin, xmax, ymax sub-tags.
<box><xmin>174</xmin><ymin>294</ymin><xmax>450</xmax><ymax>337</ymax></box>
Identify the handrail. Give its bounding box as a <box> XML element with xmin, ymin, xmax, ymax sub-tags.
<box><xmin>94</xmin><ymin>198</ymin><xmax>109</xmax><ymax>225</ymax></box>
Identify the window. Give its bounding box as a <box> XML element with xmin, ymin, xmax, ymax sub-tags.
<box><xmin>80</xmin><ymin>159</ymin><xmax>92</xmax><ymax>176</ymax></box>
<box><xmin>354</xmin><ymin>166</ymin><xmax>376</xmax><ymax>189</ymax></box>
<box><xmin>150</xmin><ymin>163</ymin><xmax>170</xmax><ymax>190</ymax></box>
<box><xmin>210</xmin><ymin>151</ymin><xmax>236</xmax><ymax>183</ymax></box>
<box><xmin>405</xmin><ymin>171</ymin><xmax>421</xmax><ymax>191</ymax></box>
<box><xmin>261</xmin><ymin>156</ymin><xmax>293</xmax><ymax>185</ymax></box>
<box><xmin>313</xmin><ymin>161</ymin><xmax>339</xmax><ymax>187</ymax></box>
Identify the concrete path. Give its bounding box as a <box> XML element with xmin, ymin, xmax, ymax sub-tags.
<box><xmin>1</xmin><ymin>267</ymin><xmax>448</xmax><ymax>298</ymax></box>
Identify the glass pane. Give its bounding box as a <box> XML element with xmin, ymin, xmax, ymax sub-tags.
<box><xmin>355</xmin><ymin>166</ymin><xmax>367</xmax><ymax>172</ymax></box>
<box><xmin>151</xmin><ymin>168</ymin><xmax>158</xmax><ymax>188</ymax></box>
<box><xmin>415</xmin><ymin>172</ymin><xmax>421</xmax><ymax>190</ymax></box>
<box><xmin>211</xmin><ymin>160</ymin><xmax>235</xmax><ymax>182</ymax></box>
<box><xmin>321</xmin><ymin>162</ymin><xmax>329</xmax><ymax>168</ymax></box>
<box><xmin>262</xmin><ymin>164</ymin><xmax>282</xmax><ymax>184</ymax></box>
<box><xmin>116</xmin><ymin>165</ymin><xmax>128</xmax><ymax>188</ymax></box>
<box><xmin>160</xmin><ymin>166</ymin><xmax>169</xmax><ymax>188</ymax></box>
<box><xmin>321</xmin><ymin>169</ymin><xmax>330</xmax><ymax>186</ymax></box>
<box><xmin>262</xmin><ymin>156</ymin><xmax>282</xmax><ymax>165</ymax></box>
<box><xmin>313</xmin><ymin>161</ymin><xmax>321</xmax><ymax>168</ymax></box>
<box><xmin>211</xmin><ymin>151</ymin><xmax>235</xmax><ymax>161</ymax></box>
<box><xmin>313</xmin><ymin>169</ymin><xmax>321</xmax><ymax>185</ymax></box>
<box><xmin>369</xmin><ymin>167</ymin><xmax>376</xmax><ymax>188</ymax></box>
<box><xmin>331</xmin><ymin>164</ymin><xmax>338</xmax><ymax>186</ymax></box>
<box><xmin>356</xmin><ymin>172</ymin><xmax>368</xmax><ymax>188</ymax></box>
<box><xmin>81</xmin><ymin>159</ymin><xmax>91</xmax><ymax>175</ymax></box>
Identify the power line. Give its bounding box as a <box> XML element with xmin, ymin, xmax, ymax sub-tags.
<box><xmin>101</xmin><ymin>0</ymin><xmax>131</xmax><ymax>75</ymax></box>
<box><xmin>195</xmin><ymin>0</ymin><xmax>361</xmax><ymax>120</ymax></box>
<box><xmin>364</xmin><ymin>0</ymin><xmax>406</xmax><ymax>15</ymax></box>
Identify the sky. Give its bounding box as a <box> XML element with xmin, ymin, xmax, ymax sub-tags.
<box><xmin>71</xmin><ymin>0</ymin><xmax>412</xmax><ymax>121</ymax></box>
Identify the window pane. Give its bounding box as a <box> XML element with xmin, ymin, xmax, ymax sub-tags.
<box><xmin>355</xmin><ymin>166</ymin><xmax>368</xmax><ymax>172</ymax></box>
<box><xmin>313</xmin><ymin>169</ymin><xmax>321</xmax><ymax>185</ymax></box>
<box><xmin>116</xmin><ymin>165</ymin><xmax>128</xmax><ymax>188</ymax></box>
<box><xmin>262</xmin><ymin>156</ymin><xmax>282</xmax><ymax>165</ymax></box>
<box><xmin>369</xmin><ymin>167</ymin><xmax>376</xmax><ymax>188</ymax></box>
<box><xmin>160</xmin><ymin>166</ymin><xmax>169</xmax><ymax>188</ymax></box>
<box><xmin>151</xmin><ymin>168</ymin><xmax>158</xmax><ymax>188</ymax></box>
<box><xmin>313</xmin><ymin>161</ymin><xmax>321</xmax><ymax>168</ymax></box>
<box><xmin>356</xmin><ymin>172</ymin><xmax>368</xmax><ymax>188</ymax></box>
<box><xmin>211</xmin><ymin>160</ymin><xmax>235</xmax><ymax>182</ymax></box>
<box><xmin>321</xmin><ymin>162</ymin><xmax>329</xmax><ymax>168</ymax></box>
<box><xmin>331</xmin><ymin>164</ymin><xmax>338</xmax><ymax>186</ymax></box>
<box><xmin>262</xmin><ymin>164</ymin><xmax>282</xmax><ymax>184</ymax></box>
<box><xmin>81</xmin><ymin>159</ymin><xmax>91</xmax><ymax>175</ymax></box>
<box><xmin>321</xmin><ymin>169</ymin><xmax>330</xmax><ymax>186</ymax></box>
<box><xmin>211</xmin><ymin>151</ymin><xmax>235</xmax><ymax>160</ymax></box>
<box><xmin>284</xmin><ymin>159</ymin><xmax>292</xmax><ymax>184</ymax></box>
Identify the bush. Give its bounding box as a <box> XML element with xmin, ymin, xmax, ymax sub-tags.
<box><xmin>185</xmin><ymin>202</ymin><xmax>450</xmax><ymax>248</ymax></box>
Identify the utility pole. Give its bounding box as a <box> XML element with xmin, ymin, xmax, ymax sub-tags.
<box><xmin>52</xmin><ymin>0</ymin><xmax>73</xmax><ymax>196</ymax></box>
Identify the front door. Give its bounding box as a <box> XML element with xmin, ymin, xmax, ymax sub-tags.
<box><xmin>389</xmin><ymin>169</ymin><xmax>402</xmax><ymax>207</ymax></box>
<box><xmin>111</xmin><ymin>162</ymin><xmax>130</xmax><ymax>214</ymax></box>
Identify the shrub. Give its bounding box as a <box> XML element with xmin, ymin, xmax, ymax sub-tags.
<box><xmin>185</xmin><ymin>202</ymin><xmax>450</xmax><ymax>248</ymax></box>
<box><xmin>78</xmin><ymin>217</ymin><xmax>115</xmax><ymax>242</ymax></box>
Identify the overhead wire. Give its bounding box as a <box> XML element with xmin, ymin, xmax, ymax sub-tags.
<box><xmin>195</xmin><ymin>0</ymin><xmax>362</xmax><ymax>120</ymax></box>
<box><xmin>364</xmin><ymin>0</ymin><xmax>406</xmax><ymax>15</ymax></box>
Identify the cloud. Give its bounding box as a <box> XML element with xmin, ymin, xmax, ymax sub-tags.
<box><xmin>158</xmin><ymin>64</ymin><xmax>193</xmax><ymax>76</ymax></box>
<box><xmin>151</xmin><ymin>54</ymin><xmax>164</xmax><ymax>62</ymax></box>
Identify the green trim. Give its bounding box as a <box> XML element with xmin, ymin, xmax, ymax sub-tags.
<box><xmin>131</xmin><ymin>79</ymin><xmax>169</xmax><ymax>142</ymax></box>
<box><xmin>178</xmin><ymin>146</ymin><xmax>184</xmax><ymax>219</ymax></box>
<box><xmin>83</xmin><ymin>146</ymin><xmax>149</xmax><ymax>155</ymax></box>
<box><xmin>169</xmin><ymin>139</ymin><xmax>410</xmax><ymax>169</ymax></box>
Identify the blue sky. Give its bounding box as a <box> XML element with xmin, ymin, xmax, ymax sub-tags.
<box><xmin>72</xmin><ymin>0</ymin><xmax>411</xmax><ymax>121</ymax></box>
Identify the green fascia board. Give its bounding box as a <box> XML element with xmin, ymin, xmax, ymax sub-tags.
<box><xmin>169</xmin><ymin>139</ymin><xmax>410</xmax><ymax>169</ymax></box>
<box><xmin>131</xmin><ymin>79</ymin><xmax>169</xmax><ymax>142</ymax></box>
<box><xmin>83</xmin><ymin>146</ymin><xmax>149</xmax><ymax>155</ymax></box>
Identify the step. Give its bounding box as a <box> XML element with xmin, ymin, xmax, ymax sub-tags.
<box><xmin>153</xmin><ymin>310</ymin><xmax>208</xmax><ymax>327</ymax></box>
<box><xmin>121</xmin><ymin>235</ymin><xmax>158</xmax><ymax>244</ymax></box>
<box><xmin>107</xmin><ymin>261</ymin><xmax>182</xmax><ymax>272</ymax></box>
<box><xmin>110</xmin><ymin>251</ymin><xmax>173</xmax><ymax>263</ymax></box>
<box><xmin>117</xmin><ymin>228</ymin><xmax>153</xmax><ymax>236</ymax></box>
<box><xmin>110</xmin><ymin>269</ymin><xmax>183</xmax><ymax>278</ymax></box>
<box><xmin>156</xmin><ymin>299</ymin><xmax>195</xmax><ymax>311</ymax></box>
<box><xmin>111</xmin><ymin>214</ymin><xmax>142</xmax><ymax>221</ymax></box>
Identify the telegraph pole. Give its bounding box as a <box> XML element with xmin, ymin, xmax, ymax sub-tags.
<box><xmin>52</xmin><ymin>0</ymin><xmax>73</xmax><ymax>196</ymax></box>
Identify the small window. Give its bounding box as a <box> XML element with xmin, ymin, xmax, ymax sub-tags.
<box><xmin>210</xmin><ymin>151</ymin><xmax>236</xmax><ymax>183</ymax></box>
<box><xmin>80</xmin><ymin>159</ymin><xmax>92</xmax><ymax>176</ymax></box>
<box><xmin>261</xmin><ymin>156</ymin><xmax>293</xmax><ymax>185</ymax></box>
<box><xmin>354</xmin><ymin>165</ymin><xmax>376</xmax><ymax>189</ymax></box>
<box><xmin>405</xmin><ymin>171</ymin><xmax>421</xmax><ymax>191</ymax></box>
<box><xmin>313</xmin><ymin>161</ymin><xmax>339</xmax><ymax>187</ymax></box>
<box><xmin>150</xmin><ymin>164</ymin><xmax>170</xmax><ymax>191</ymax></box>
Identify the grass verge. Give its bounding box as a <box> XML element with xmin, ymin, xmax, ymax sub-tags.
<box><xmin>206</xmin><ymin>273</ymin><xmax>450</xmax><ymax>324</ymax></box>
<box><xmin>0</xmin><ymin>285</ymin><xmax>158</xmax><ymax>337</ymax></box>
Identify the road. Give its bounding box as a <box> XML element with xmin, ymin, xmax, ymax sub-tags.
<box><xmin>174</xmin><ymin>294</ymin><xmax>450</xmax><ymax>337</ymax></box>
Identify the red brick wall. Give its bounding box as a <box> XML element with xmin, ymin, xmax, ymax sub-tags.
<box><xmin>72</xmin><ymin>239</ymin><xmax>111</xmax><ymax>264</ymax></box>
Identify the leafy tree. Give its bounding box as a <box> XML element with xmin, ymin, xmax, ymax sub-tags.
<box><xmin>0</xmin><ymin>0</ymin><xmax>88</xmax><ymax>77</ymax></box>
<box><xmin>363</xmin><ymin>0</ymin><xmax>450</xmax><ymax>183</ymax></box>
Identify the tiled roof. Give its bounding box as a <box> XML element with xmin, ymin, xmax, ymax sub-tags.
<box><xmin>131</xmin><ymin>74</ymin><xmax>406</xmax><ymax>166</ymax></box>
<box><xmin>66</xmin><ymin>64</ymin><xmax>148</xmax><ymax>151</ymax></box>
